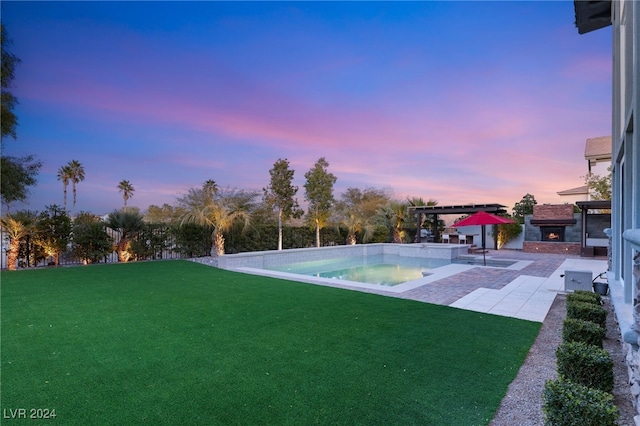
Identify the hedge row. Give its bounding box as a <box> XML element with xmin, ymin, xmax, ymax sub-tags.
<box><xmin>543</xmin><ymin>290</ymin><xmax>618</xmax><ymax>425</ymax></box>
<box><xmin>543</xmin><ymin>377</ymin><xmax>617</xmax><ymax>426</ymax></box>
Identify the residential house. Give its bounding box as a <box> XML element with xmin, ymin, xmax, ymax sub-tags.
<box><xmin>557</xmin><ymin>135</ymin><xmax>611</xmax><ymax>203</ymax></box>
<box><xmin>575</xmin><ymin>0</ymin><xmax>640</xmax><ymax>417</ymax></box>
<box><xmin>585</xmin><ymin>135</ymin><xmax>612</xmax><ymax>176</ymax></box>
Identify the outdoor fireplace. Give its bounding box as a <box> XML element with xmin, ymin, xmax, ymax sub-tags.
<box><xmin>541</xmin><ymin>226</ymin><xmax>565</xmax><ymax>242</ymax></box>
<box><xmin>530</xmin><ymin>204</ymin><xmax>576</xmax><ymax>243</ymax></box>
<box><xmin>523</xmin><ymin>204</ymin><xmax>581</xmax><ymax>255</ymax></box>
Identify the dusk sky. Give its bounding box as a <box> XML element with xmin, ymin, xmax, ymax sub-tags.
<box><xmin>1</xmin><ymin>1</ymin><xmax>612</xmax><ymax>216</ymax></box>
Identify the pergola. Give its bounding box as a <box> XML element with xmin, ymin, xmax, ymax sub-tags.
<box><xmin>575</xmin><ymin>200</ymin><xmax>611</xmax><ymax>256</ymax></box>
<box><xmin>407</xmin><ymin>203</ymin><xmax>508</xmax><ymax>245</ymax></box>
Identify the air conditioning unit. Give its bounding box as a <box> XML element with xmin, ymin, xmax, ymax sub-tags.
<box><xmin>564</xmin><ymin>270</ymin><xmax>593</xmax><ymax>292</ymax></box>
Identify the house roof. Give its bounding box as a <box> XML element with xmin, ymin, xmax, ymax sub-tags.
<box><xmin>574</xmin><ymin>0</ymin><xmax>612</xmax><ymax>34</ymax></box>
<box><xmin>584</xmin><ymin>136</ymin><xmax>612</xmax><ymax>160</ymax></box>
<box><xmin>557</xmin><ymin>185</ymin><xmax>589</xmax><ymax>196</ymax></box>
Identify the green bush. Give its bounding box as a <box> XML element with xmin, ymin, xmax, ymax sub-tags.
<box><xmin>567</xmin><ymin>290</ymin><xmax>602</xmax><ymax>305</ymax></box>
<box><xmin>562</xmin><ymin>318</ymin><xmax>605</xmax><ymax>347</ymax></box>
<box><xmin>543</xmin><ymin>377</ymin><xmax>618</xmax><ymax>426</ymax></box>
<box><xmin>556</xmin><ymin>341</ymin><xmax>613</xmax><ymax>392</ymax></box>
<box><xmin>566</xmin><ymin>300</ymin><xmax>607</xmax><ymax>329</ymax></box>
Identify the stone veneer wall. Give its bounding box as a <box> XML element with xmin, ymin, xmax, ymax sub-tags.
<box><xmin>617</xmin><ymin>235</ymin><xmax>640</xmax><ymax>422</ymax></box>
<box><xmin>522</xmin><ymin>241</ymin><xmax>581</xmax><ymax>255</ymax></box>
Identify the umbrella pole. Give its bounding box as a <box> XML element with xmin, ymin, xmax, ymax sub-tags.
<box><xmin>481</xmin><ymin>225</ymin><xmax>486</xmax><ymax>266</ymax></box>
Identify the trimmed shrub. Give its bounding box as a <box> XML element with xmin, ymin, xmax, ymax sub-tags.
<box><xmin>566</xmin><ymin>300</ymin><xmax>607</xmax><ymax>329</ymax></box>
<box><xmin>556</xmin><ymin>341</ymin><xmax>614</xmax><ymax>392</ymax></box>
<box><xmin>562</xmin><ymin>318</ymin><xmax>605</xmax><ymax>347</ymax></box>
<box><xmin>543</xmin><ymin>377</ymin><xmax>618</xmax><ymax>426</ymax></box>
<box><xmin>567</xmin><ymin>290</ymin><xmax>602</xmax><ymax>305</ymax></box>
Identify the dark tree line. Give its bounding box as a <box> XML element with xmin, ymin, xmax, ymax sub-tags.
<box><xmin>1</xmin><ymin>25</ymin><xmax>42</xmax><ymax>210</ymax></box>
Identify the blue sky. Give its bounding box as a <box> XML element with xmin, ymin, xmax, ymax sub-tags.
<box><xmin>1</xmin><ymin>1</ymin><xmax>611</xmax><ymax>215</ymax></box>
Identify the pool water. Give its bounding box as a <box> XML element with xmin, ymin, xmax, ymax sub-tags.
<box><xmin>268</xmin><ymin>254</ymin><xmax>518</xmax><ymax>286</ymax></box>
<box><xmin>269</xmin><ymin>254</ymin><xmax>450</xmax><ymax>286</ymax></box>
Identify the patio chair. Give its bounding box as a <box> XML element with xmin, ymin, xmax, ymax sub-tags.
<box><xmin>458</xmin><ymin>234</ymin><xmax>467</xmax><ymax>244</ymax></box>
<box><xmin>442</xmin><ymin>234</ymin><xmax>450</xmax><ymax>243</ymax></box>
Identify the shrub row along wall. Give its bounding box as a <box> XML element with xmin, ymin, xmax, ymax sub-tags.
<box><xmin>543</xmin><ymin>291</ymin><xmax>619</xmax><ymax>425</ymax></box>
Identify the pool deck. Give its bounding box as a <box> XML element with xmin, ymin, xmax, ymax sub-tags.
<box><xmin>446</xmin><ymin>253</ymin><xmax>607</xmax><ymax>322</ymax></box>
<box><xmin>197</xmin><ymin>249</ymin><xmax>608</xmax><ymax>323</ymax></box>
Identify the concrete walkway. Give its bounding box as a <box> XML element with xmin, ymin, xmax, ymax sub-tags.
<box><xmin>449</xmin><ymin>256</ymin><xmax>608</xmax><ymax>322</ymax></box>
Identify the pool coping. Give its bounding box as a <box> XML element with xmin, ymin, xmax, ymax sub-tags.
<box><xmin>219</xmin><ymin>243</ymin><xmax>533</xmax><ymax>294</ymax></box>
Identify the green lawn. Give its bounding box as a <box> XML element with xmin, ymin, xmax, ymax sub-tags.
<box><xmin>1</xmin><ymin>261</ymin><xmax>540</xmax><ymax>425</ymax></box>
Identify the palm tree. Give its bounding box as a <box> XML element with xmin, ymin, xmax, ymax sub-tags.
<box><xmin>66</xmin><ymin>160</ymin><xmax>85</xmax><ymax>211</ymax></box>
<box><xmin>57</xmin><ymin>165</ymin><xmax>72</xmax><ymax>212</ymax></box>
<box><xmin>378</xmin><ymin>201</ymin><xmax>409</xmax><ymax>243</ymax></box>
<box><xmin>117</xmin><ymin>180</ymin><xmax>135</xmax><ymax>210</ymax></box>
<box><xmin>180</xmin><ymin>189</ymin><xmax>251</xmax><ymax>256</ymax></box>
<box><xmin>106</xmin><ymin>210</ymin><xmax>144</xmax><ymax>262</ymax></box>
<box><xmin>340</xmin><ymin>212</ymin><xmax>374</xmax><ymax>245</ymax></box>
<box><xmin>407</xmin><ymin>197</ymin><xmax>441</xmax><ymax>242</ymax></box>
<box><xmin>203</xmin><ymin>179</ymin><xmax>219</xmax><ymax>201</ymax></box>
<box><xmin>0</xmin><ymin>213</ymin><xmax>37</xmax><ymax>270</ymax></box>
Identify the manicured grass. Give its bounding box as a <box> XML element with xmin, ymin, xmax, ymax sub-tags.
<box><xmin>1</xmin><ymin>261</ymin><xmax>540</xmax><ymax>425</ymax></box>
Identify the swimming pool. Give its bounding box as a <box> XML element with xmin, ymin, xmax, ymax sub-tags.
<box><xmin>217</xmin><ymin>244</ymin><xmax>529</xmax><ymax>292</ymax></box>
<box><xmin>268</xmin><ymin>254</ymin><xmax>449</xmax><ymax>286</ymax></box>
<box><xmin>267</xmin><ymin>254</ymin><xmax>518</xmax><ymax>286</ymax></box>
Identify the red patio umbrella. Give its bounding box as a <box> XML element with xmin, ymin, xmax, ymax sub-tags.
<box><xmin>453</xmin><ymin>211</ymin><xmax>515</xmax><ymax>265</ymax></box>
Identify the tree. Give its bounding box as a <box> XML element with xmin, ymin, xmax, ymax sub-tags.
<box><xmin>334</xmin><ymin>187</ymin><xmax>391</xmax><ymax>245</ymax></box>
<box><xmin>129</xmin><ymin>223</ymin><xmax>168</xmax><ymax>261</ymax></box>
<box><xmin>377</xmin><ymin>200</ymin><xmax>409</xmax><ymax>243</ymax></box>
<box><xmin>407</xmin><ymin>197</ymin><xmax>441</xmax><ymax>241</ymax></box>
<box><xmin>117</xmin><ymin>180</ymin><xmax>135</xmax><ymax>209</ymax></box>
<box><xmin>263</xmin><ymin>158</ymin><xmax>303</xmax><ymax>250</ymax></box>
<box><xmin>71</xmin><ymin>212</ymin><xmax>113</xmax><ymax>264</ymax></box>
<box><xmin>203</xmin><ymin>179</ymin><xmax>219</xmax><ymax>201</ymax></box>
<box><xmin>171</xmin><ymin>222</ymin><xmax>212</xmax><ymax>258</ymax></box>
<box><xmin>304</xmin><ymin>157</ymin><xmax>337</xmax><ymax>247</ymax></box>
<box><xmin>1</xmin><ymin>25</ymin><xmax>20</xmax><ymax>140</ymax></box>
<box><xmin>179</xmin><ymin>187</ymin><xmax>253</xmax><ymax>255</ymax></box>
<box><xmin>106</xmin><ymin>209</ymin><xmax>144</xmax><ymax>262</ymax></box>
<box><xmin>512</xmin><ymin>193</ymin><xmax>538</xmax><ymax>224</ymax></box>
<box><xmin>144</xmin><ymin>203</ymin><xmax>184</xmax><ymax>224</ymax></box>
<box><xmin>33</xmin><ymin>205</ymin><xmax>71</xmax><ymax>266</ymax></box>
<box><xmin>492</xmin><ymin>214</ymin><xmax>522</xmax><ymax>249</ymax></box>
<box><xmin>1</xmin><ymin>155</ymin><xmax>42</xmax><ymax>210</ymax></box>
<box><xmin>584</xmin><ymin>166</ymin><xmax>612</xmax><ymax>201</ymax></box>
<box><xmin>0</xmin><ymin>211</ymin><xmax>37</xmax><ymax>270</ymax></box>
<box><xmin>339</xmin><ymin>212</ymin><xmax>373</xmax><ymax>245</ymax></box>
<box><xmin>67</xmin><ymin>159</ymin><xmax>85</xmax><ymax>211</ymax></box>
<box><xmin>57</xmin><ymin>165</ymin><xmax>72</xmax><ymax>212</ymax></box>
<box><xmin>1</xmin><ymin>26</ymin><xmax>41</xmax><ymax>210</ymax></box>
<box><xmin>10</xmin><ymin>209</ymin><xmax>41</xmax><ymax>267</ymax></box>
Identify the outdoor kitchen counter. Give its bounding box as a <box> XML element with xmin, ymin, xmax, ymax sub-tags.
<box><xmin>446</xmin><ymin>234</ymin><xmax>478</xmax><ymax>244</ymax></box>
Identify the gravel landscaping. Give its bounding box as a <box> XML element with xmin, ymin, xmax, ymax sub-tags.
<box><xmin>491</xmin><ymin>294</ymin><xmax>636</xmax><ymax>425</ymax></box>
